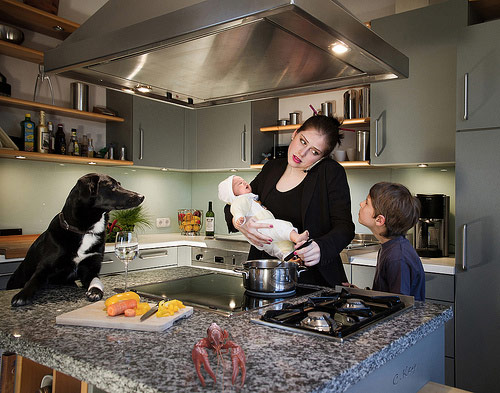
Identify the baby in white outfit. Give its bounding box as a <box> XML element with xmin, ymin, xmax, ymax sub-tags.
<box><xmin>218</xmin><ymin>175</ymin><xmax>309</xmax><ymax>260</ymax></box>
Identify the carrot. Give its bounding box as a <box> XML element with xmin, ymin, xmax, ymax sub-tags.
<box><xmin>107</xmin><ymin>299</ymin><xmax>137</xmax><ymax>316</ymax></box>
<box><xmin>124</xmin><ymin>308</ymin><xmax>136</xmax><ymax>317</ymax></box>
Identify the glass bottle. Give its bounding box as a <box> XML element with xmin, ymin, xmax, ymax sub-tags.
<box><xmin>47</xmin><ymin>121</ymin><xmax>54</xmax><ymax>153</ymax></box>
<box><xmin>67</xmin><ymin>128</ymin><xmax>80</xmax><ymax>156</ymax></box>
<box><xmin>205</xmin><ymin>201</ymin><xmax>215</xmax><ymax>237</ymax></box>
<box><xmin>54</xmin><ymin>124</ymin><xmax>66</xmax><ymax>155</ymax></box>
<box><xmin>87</xmin><ymin>138</ymin><xmax>94</xmax><ymax>158</ymax></box>
<box><xmin>81</xmin><ymin>134</ymin><xmax>88</xmax><ymax>157</ymax></box>
<box><xmin>20</xmin><ymin>113</ymin><xmax>35</xmax><ymax>152</ymax></box>
<box><xmin>36</xmin><ymin>111</ymin><xmax>50</xmax><ymax>154</ymax></box>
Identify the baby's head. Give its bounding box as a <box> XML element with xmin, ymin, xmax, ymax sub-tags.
<box><xmin>218</xmin><ymin>175</ymin><xmax>252</xmax><ymax>204</ymax></box>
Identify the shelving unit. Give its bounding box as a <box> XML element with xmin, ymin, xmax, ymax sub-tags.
<box><xmin>0</xmin><ymin>0</ymin><xmax>79</xmax><ymax>40</ymax></box>
<box><xmin>0</xmin><ymin>148</ymin><xmax>133</xmax><ymax>167</ymax></box>
<box><xmin>0</xmin><ymin>40</ymin><xmax>43</xmax><ymax>63</ymax></box>
<box><xmin>259</xmin><ymin>117</ymin><xmax>371</xmax><ymax>167</ymax></box>
<box><xmin>0</xmin><ymin>97</ymin><xmax>124</xmax><ymax>123</ymax></box>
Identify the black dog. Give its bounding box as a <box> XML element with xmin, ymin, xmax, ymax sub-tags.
<box><xmin>7</xmin><ymin>173</ymin><xmax>144</xmax><ymax>307</ymax></box>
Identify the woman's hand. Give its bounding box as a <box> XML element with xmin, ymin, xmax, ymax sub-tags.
<box><xmin>294</xmin><ymin>240</ymin><xmax>321</xmax><ymax>267</ymax></box>
<box><xmin>233</xmin><ymin>216</ymin><xmax>273</xmax><ymax>247</ymax></box>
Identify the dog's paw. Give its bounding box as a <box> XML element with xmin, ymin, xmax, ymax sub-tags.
<box><xmin>86</xmin><ymin>287</ymin><xmax>103</xmax><ymax>302</ymax></box>
<box><xmin>11</xmin><ymin>290</ymin><xmax>33</xmax><ymax>307</ymax></box>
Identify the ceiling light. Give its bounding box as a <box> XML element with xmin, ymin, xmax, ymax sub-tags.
<box><xmin>122</xmin><ymin>87</ymin><xmax>135</xmax><ymax>94</ymax></box>
<box><xmin>136</xmin><ymin>84</ymin><xmax>152</xmax><ymax>93</ymax></box>
<box><xmin>88</xmin><ymin>161</ymin><xmax>97</xmax><ymax>165</ymax></box>
<box><xmin>331</xmin><ymin>42</ymin><xmax>349</xmax><ymax>54</ymax></box>
<box><xmin>418</xmin><ymin>164</ymin><xmax>428</xmax><ymax>168</ymax></box>
<box><xmin>52</xmin><ymin>25</ymin><xmax>64</xmax><ymax>32</ymax></box>
<box><xmin>15</xmin><ymin>155</ymin><xmax>26</xmax><ymax>159</ymax></box>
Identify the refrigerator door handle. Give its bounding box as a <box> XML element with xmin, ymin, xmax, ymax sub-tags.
<box><xmin>461</xmin><ymin>223</ymin><xmax>467</xmax><ymax>270</ymax></box>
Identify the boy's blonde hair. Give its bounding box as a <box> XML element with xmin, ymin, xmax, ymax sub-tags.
<box><xmin>369</xmin><ymin>182</ymin><xmax>420</xmax><ymax>238</ymax></box>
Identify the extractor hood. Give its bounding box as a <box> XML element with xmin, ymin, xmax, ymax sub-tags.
<box><xmin>44</xmin><ymin>0</ymin><xmax>409</xmax><ymax>108</ymax></box>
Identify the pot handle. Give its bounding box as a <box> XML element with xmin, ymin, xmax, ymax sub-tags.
<box><xmin>296</xmin><ymin>265</ymin><xmax>307</xmax><ymax>277</ymax></box>
<box><xmin>233</xmin><ymin>267</ymin><xmax>249</xmax><ymax>278</ymax></box>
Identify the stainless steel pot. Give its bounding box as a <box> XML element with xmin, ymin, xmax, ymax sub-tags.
<box><xmin>234</xmin><ymin>259</ymin><xmax>306</xmax><ymax>293</ymax></box>
<box><xmin>0</xmin><ymin>24</ymin><xmax>24</xmax><ymax>45</ymax></box>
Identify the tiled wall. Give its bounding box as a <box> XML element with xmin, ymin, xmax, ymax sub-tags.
<box><xmin>0</xmin><ymin>161</ymin><xmax>455</xmax><ymax>250</ymax></box>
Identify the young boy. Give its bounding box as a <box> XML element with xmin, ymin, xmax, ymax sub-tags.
<box><xmin>358</xmin><ymin>182</ymin><xmax>425</xmax><ymax>301</ymax></box>
<box><xmin>218</xmin><ymin>175</ymin><xmax>309</xmax><ymax>260</ymax></box>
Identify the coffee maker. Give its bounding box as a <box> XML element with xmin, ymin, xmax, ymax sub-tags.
<box><xmin>414</xmin><ymin>194</ymin><xmax>449</xmax><ymax>257</ymax></box>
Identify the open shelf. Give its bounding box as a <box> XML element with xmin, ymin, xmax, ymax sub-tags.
<box><xmin>260</xmin><ymin>118</ymin><xmax>370</xmax><ymax>132</ymax></box>
<box><xmin>0</xmin><ymin>97</ymin><xmax>125</xmax><ymax>123</ymax></box>
<box><xmin>0</xmin><ymin>40</ymin><xmax>44</xmax><ymax>63</ymax></box>
<box><xmin>0</xmin><ymin>0</ymin><xmax>79</xmax><ymax>40</ymax></box>
<box><xmin>0</xmin><ymin>149</ymin><xmax>133</xmax><ymax>167</ymax></box>
<box><xmin>250</xmin><ymin>161</ymin><xmax>371</xmax><ymax>169</ymax></box>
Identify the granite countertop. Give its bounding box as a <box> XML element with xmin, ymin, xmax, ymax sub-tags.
<box><xmin>349</xmin><ymin>251</ymin><xmax>456</xmax><ymax>275</ymax></box>
<box><xmin>0</xmin><ymin>267</ymin><xmax>452</xmax><ymax>393</ymax></box>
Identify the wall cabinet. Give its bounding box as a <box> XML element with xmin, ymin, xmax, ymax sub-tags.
<box><xmin>106</xmin><ymin>90</ymin><xmax>186</xmax><ymax>168</ymax></box>
<box><xmin>456</xmin><ymin>18</ymin><xmax>500</xmax><ymax>131</ymax></box>
<box><xmin>193</xmin><ymin>99</ymin><xmax>277</xmax><ymax>170</ymax></box>
<box><xmin>369</xmin><ymin>0</ymin><xmax>465</xmax><ymax>165</ymax></box>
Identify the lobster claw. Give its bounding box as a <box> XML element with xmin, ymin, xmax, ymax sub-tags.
<box><xmin>192</xmin><ymin>343</ymin><xmax>216</xmax><ymax>387</ymax></box>
<box><xmin>231</xmin><ymin>345</ymin><xmax>247</xmax><ymax>388</ymax></box>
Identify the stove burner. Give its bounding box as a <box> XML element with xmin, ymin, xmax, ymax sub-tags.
<box><xmin>244</xmin><ymin>289</ymin><xmax>296</xmax><ymax>298</ymax></box>
<box><xmin>345</xmin><ymin>298</ymin><xmax>365</xmax><ymax>309</ymax></box>
<box><xmin>300</xmin><ymin>311</ymin><xmax>337</xmax><ymax>332</ymax></box>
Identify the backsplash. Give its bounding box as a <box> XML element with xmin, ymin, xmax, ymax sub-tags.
<box><xmin>0</xmin><ymin>161</ymin><xmax>455</xmax><ymax>249</ymax></box>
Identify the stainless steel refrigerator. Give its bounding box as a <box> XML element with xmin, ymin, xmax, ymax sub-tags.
<box><xmin>455</xmin><ymin>128</ymin><xmax>500</xmax><ymax>392</ymax></box>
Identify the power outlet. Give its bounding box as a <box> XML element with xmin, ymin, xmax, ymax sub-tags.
<box><xmin>156</xmin><ymin>217</ymin><xmax>170</xmax><ymax>228</ymax></box>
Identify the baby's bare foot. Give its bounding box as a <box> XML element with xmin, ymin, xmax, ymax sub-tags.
<box><xmin>291</xmin><ymin>230</ymin><xmax>309</xmax><ymax>244</ymax></box>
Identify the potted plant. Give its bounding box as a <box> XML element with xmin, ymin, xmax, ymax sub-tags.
<box><xmin>105</xmin><ymin>205</ymin><xmax>152</xmax><ymax>243</ymax></box>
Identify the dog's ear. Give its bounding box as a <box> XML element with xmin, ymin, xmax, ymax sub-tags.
<box><xmin>79</xmin><ymin>173</ymin><xmax>100</xmax><ymax>199</ymax></box>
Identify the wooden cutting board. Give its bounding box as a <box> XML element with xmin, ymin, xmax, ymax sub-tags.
<box><xmin>56</xmin><ymin>301</ymin><xmax>193</xmax><ymax>332</ymax></box>
<box><xmin>0</xmin><ymin>234</ymin><xmax>39</xmax><ymax>259</ymax></box>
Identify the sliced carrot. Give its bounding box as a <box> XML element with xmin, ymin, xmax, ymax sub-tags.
<box><xmin>124</xmin><ymin>308</ymin><xmax>136</xmax><ymax>317</ymax></box>
<box><xmin>107</xmin><ymin>299</ymin><xmax>137</xmax><ymax>316</ymax></box>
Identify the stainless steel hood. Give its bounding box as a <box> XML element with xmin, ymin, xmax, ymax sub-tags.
<box><xmin>44</xmin><ymin>0</ymin><xmax>409</xmax><ymax>108</ymax></box>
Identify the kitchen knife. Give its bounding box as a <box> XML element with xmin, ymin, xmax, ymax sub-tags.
<box><xmin>283</xmin><ymin>239</ymin><xmax>313</xmax><ymax>262</ymax></box>
<box><xmin>140</xmin><ymin>303</ymin><xmax>159</xmax><ymax>322</ymax></box>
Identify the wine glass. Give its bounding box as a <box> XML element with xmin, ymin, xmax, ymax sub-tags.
<box><xmin>114</xmin><ymin>231</ymin><xmax>139</xmax><ymax>291</ymax></box>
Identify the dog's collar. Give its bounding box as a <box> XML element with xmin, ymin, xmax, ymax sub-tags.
<box><xmin>58</xmin><ymin>212</ymin><xmax>91</xmax><ymax>235</ymax></box>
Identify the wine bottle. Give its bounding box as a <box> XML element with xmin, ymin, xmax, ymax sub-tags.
<box><xmin>47</xmin><ymin>121</ymin><xmax>54</xmax><ymax>153</ymax></box>
<box><xmin>54</xmin><ymin>124</ymin><xmax>66</xmax><ymax>155</ymax></box>
<box><xmin>36</xmin><ymin>111</ymin><xmax>50</xmax><ymax>153</ymax></box>
<box><xmin>87</xmin><ymin>138</ymin><xmax>94</xmax><ymax>157</ymax></box>
<box><xmin>206</xmin><ymin>201</ymin><xmax>215</xmax><ymax>237</ymax></box>
<box><xmin>20</xmin><ymin>114</ymin><xmax>35</xmax><ymax>152</ymax></box>
<box><xmin>67</xmin><ymin>128</ymin><xmax>80</xmax><ymax>156</ymax></box>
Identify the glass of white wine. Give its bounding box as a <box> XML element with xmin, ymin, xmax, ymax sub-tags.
<box><xmin>114</xmin><ymin>231</ymin><xmax>139</xmax><ymax>291</ymax></box>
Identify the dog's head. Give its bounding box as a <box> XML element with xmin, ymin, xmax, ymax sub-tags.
<box><xmin>73</xmin><ymin>173</ymin><xmax>145</xmax><ymax>212</ymax></box>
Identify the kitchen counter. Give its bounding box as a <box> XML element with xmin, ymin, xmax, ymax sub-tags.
<box><xmin>349</xmin><ymin>252</ymin><xmax>455</xmax><ymax>275</ymax></box>
<box><xmin>0</xmin><ymin>267</ymin><xmax>452</xmax><ymax>393</ymax></box>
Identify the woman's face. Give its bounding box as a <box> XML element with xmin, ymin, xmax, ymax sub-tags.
<box><xmin>287</xmin><ymin>129</ymin><xmax>328</xmax><ymax>170</ymax></box>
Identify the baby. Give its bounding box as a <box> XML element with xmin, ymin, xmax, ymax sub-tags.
<box><xmin>218</xmin><ymin>175</ymin><xmax>309</xmax><ymax>260</ymax></box>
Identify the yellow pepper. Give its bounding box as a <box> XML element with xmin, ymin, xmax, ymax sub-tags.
<box><xmin>135</xmin><ymin>302</ymin><xmax>151</xmax><ymax>316</ymax></box>
<box><xmin>104</xmin><ymin>291</ymin><xmax>141</xmax><ymax>308</ymax></box>
<box><xmin>156</xmin><ymin>299</ymin><xmax>185</xmax><ymax>317</ymax></box>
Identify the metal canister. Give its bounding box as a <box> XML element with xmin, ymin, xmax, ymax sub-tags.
<box><xmin>70</xmin><ymin>82</ymin><xmax>89</xmax><ymax>111</ymax></box>
<box><xmin>321</xmin><ymin>102</ymin><xmax>334</xmax><ymax>117</ymax></box>
<box><xmin>343</xmin><ymin>89</ymin><xmax>358</xmax><ymax>119</ymax></box>
<box><xmin>356</xmin><ymin>130</ymin><xmax>370</xmax><ymax>161</ymax></box>
<box><xmin>358</xmin><ymin>87</ymin><xmax>370</xmax><ymax>118</ymax></box>
<box><xmin>289</xmin><ymin>112</ymin><xmax>300</xmax><ymax>125</ymax></box>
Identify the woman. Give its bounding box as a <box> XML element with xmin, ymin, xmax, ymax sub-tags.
<box><xmin>225</xmin><ymin>115</ymin><xmax>355</xmax><ymax>287</ymax></box>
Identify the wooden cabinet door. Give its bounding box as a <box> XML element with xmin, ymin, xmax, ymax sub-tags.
<box><xmin>370</xmin><ymin>0</ymin><xmax>465</xmax><ymax>165</ymax></box>
<box><xmin>196</xmin><ymin>103</ymin><xmax>251</xmax><ymax>169</ymax></box>
<box><xmin>456</xmin><ymin>18</ymin><xmax>500</xmax><ymax>130</ymax></box>
<box><xmin>133</xmin><ymin>96</ymin><xmax>185</xmax><ymax>169</ymax></box>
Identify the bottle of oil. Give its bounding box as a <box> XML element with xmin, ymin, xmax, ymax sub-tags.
<box><xmin>20</xmin><ymin>114</ymin><xmax>35</xmax><ymax>152</ymax></box>
<box><xmin>36</xmin><ymin>111</ymin><xmax>50</xmax><ymax>153</ymax></box>
<box><xmin>54</xmin><ymin>124</ymin><xmax>67</xmax><ymax>155</ymax></box>
<box><xmin>67</xmin><ymin>128</ymin><xmax>80</xmax><ymax>156</ymax></box>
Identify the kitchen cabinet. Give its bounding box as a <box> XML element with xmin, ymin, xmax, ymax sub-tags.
<box><xmin>369</xmin><ymin>0</ymin><xmax>465</xmax><ymax>165</ymax></box>
<box><xmin>102</xmin><ymin>246</ymin><xmax>178</xmax><ymax>275</ymax></box>
<box><xmin>455</xmin><ymin>128</ymin><xmax>500</xmax><ymax>392</ymax></box>
<box><xmin>106</xmin><ymin>90</ymin><xmax>186</xmax><ymax>169</ymax></box>
<box><xmin>194</xmin><ymin>99</ymin><xmax>277</xmax><ymax>169</ymax></box>
<box><xmin>350</xmin><ymin>263</ymin><xmax>456</xmax><ymax>386</ymax></box>
<box><xmin>0</xmin><ymin>259</ymin><xmax>21</xmax><ymax>290</ymax></box>
<box><xmin>456</xmin><ymin>18</ymin><xmax>500</xmax><ymax>130</ymax></box>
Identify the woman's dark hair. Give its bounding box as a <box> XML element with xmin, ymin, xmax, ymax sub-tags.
<box><xmin>369</xmin><ymin>182</ymin><xmax>421</xmax><ymax>238</ymax></box>
<box><xmin>297</xmin><ymin>115</ymin><xmax>343</xmax><ymax>156</ymax></box>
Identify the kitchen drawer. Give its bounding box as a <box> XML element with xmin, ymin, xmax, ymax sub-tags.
<box><xmin>0</xmin><ymin>261</ymin><xmax>22</xmax><ymax>290</ymax></box>
<box><xmin>343</xmin><ymin>263</ymin><xmax>352</xmax><ymax>283</ymax></box>
<box><xmin>101</xmin><ymin>247</ymin><xmax>177</xmax><ymax>274</ymax></box>
<box><xmin>425</xmin><ymin>273</ymin><xmax>454</xmax><ymax>302</ymax></box>
<box><xmin>351</xmin><ymin>265</ymin><xmax>376</xmax><ymax>290</ymax></box>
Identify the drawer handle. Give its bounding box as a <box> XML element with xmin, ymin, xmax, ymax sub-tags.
<box><xmin>139</xmin><ymin>251</ymin><xmax>169</xmax><ymax>259</ymax></box>
<box><xmin>0</xmin><ymin>272</ymin><xmax>13</xmax><ymax>278</ymax></box>
<box><xmin>463</xmin><ymin>73</ymin><xmax>468</xmax><ymax>121</ymax></box>
<box><xmin>461</xmin><ymin>224</ymin><xmax>467</xmax><ymax>271</ymax></box>
<box><xmin>101</xmin><ymin>259</ymin><xmax>114</xmax><ymax>264</ymax></box>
